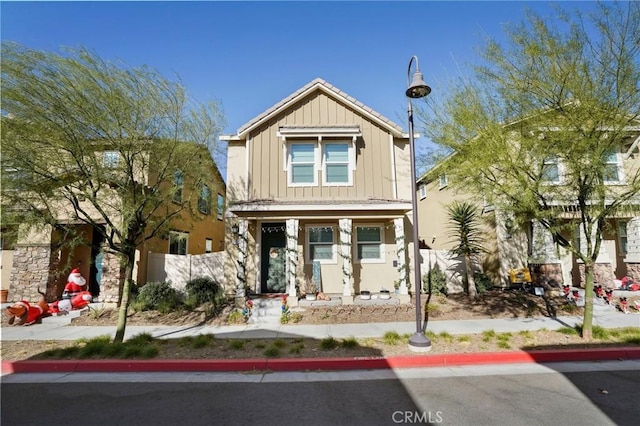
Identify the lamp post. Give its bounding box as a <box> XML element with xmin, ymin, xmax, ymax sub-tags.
<box><xmin>406</xmin><ymin>55</ymin><xmax>432</xmax><ymax>352</ymax></box>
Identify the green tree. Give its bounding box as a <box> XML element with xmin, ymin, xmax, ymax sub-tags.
<box><xmin>1</xmin><ymin>43</ymin><xmax>225</xmax><ymax>343</ymax></box>
<box><xmin>446</xmin><ymin>201</ymin><xmax>483</xmax><ymax>299</ymax></box>
<box><xmin>418</xmin><ymin>2</ymin><xmax>640</xmax><ymax>340</ymax></box>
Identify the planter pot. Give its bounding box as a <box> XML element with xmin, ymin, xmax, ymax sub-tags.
<box><xmin>379</xmin><ymin>290</ymin><xmax>391</xmax><ymax>300</ymax></box>
<box><xmin>360</xmin><ymin>290</ymin><xmax>371</xmax><ymax>300</ymax></box>
<box><xmin>305</xmin><ymin>294</ymin><xmax>317</xmax><ymax>301</ymax></box>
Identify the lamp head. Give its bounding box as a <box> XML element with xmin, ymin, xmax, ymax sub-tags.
<box><xmin>406</xmin><ymin>71</ymin><xmax>431</xmax><ymax>99</ymax></box>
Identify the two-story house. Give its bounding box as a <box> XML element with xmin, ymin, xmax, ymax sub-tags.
<box><xmin>221</xmin><ymin>78</ymin><xmax>419</xmax><ymax>306</ymax></box>
<box><xmin>1</xmin><ymin>142</ymin><xmax>226</xmax><ymax>304</ymax></box>
<box><xmin>417</xmin><ymin>128</ymin><xmax>640</xmax><ymax>290</ymax></box>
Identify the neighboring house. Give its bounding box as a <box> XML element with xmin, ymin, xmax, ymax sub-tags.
<box><xmin>417</xmin><ymin>129</ymin><xmax>640</xmax><ymax>289</ymax></box>
<box><xmin>221</xmin><ymin>78</ymin><xmax>419</xmax><ymax>306</ymax></box>
<box><xmin>0</xmin><ymin>143</ymin><xmax>226</xmax><ymax>304</ymax></box>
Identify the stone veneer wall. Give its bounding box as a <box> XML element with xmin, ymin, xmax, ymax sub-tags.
<box><xmin>530</xmin><ymin>263</ymin><xmax>563</xmax><ymax>285</ymax></box>
<box><xmin>626</xmin><ymin>263</ymin><xmax>640</xmax><ymax>282</ymax></box>
<box><xmin>577</xmin><ymin>263</ymin><xmax>615</xmax><ymax>288</ymax></box>
<box><xmin>97</xmin><ymin>250</ymin><xmax>124</xmax><ymax>303</ymax></box>
<box><xmin>8</xmin><ymin>245</ymin><xmax>52</xmax><ymax>303</ymax></box>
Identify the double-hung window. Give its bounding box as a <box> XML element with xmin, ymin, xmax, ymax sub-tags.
<box><xmin>198</xmin><ymin>185</ymin><xmax>211</xmax><ymax>215</ymax></box>
<box><xmin>217</xmin><ymin>194</ymin><xmax>224</xmax><ymax>220</ymax></box>
<box><xmin>604</xmin><ymin>151</ymin><xmax>622</xmax><ymax>183</ymax></box>
<box><xmin>173</xmin><ymin>170</ymin><xmax>184</xmax><ymax>203</ymax></box>
<box><xmin>619</xmin><ymin>221</ymin><xmax>628</xmax><ymax>254</ymax></box>
<box><xmin>541</xmin><ymin>156</ymin><xmax>560</xmax><ymax>183</ymax></box>
<box><xmin>169</xmin><ymin>231</ymin><xmax>188</xmax><ymax>255</ymax></box>
<box><xmin>307</xmin><ymin>226</ymin><xmax>336</xmax><ymax>263</ymax></box>
<box><xmin>323</xmin><ymin>142</ymin><xmax>351</xmax><ymax>185</ymax></box>
<box><xmin>103</xmin><ymin>151</ymin><xmax>120</xmax><ymax>168</ymax></box>
<box><xmin>355</xmin><ymin>225</ymin><xmax>384</xmax><ymax>263</ymax></box>
<box><xmin>289</xmin><ymin>143</ymin><xmax>316</xmax><ymax>185</ymax></box>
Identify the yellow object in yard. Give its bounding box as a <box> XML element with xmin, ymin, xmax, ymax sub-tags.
<box><xmin>509</xmin><ymin>268</ymin><xmax>531</xmax><ymax>284</ymax></box>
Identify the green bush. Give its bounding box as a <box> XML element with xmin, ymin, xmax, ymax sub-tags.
<box><xmin>185</xmin><ymin>276</ymin><xmax>223</xmax><ymax>306</ymax></box>
<box><xmin>423</xmin><ymin>265</ymin><xmax>448</xmax><ymax>296</ymax></box>
<box><xmin>474</xmin><ymin>272</ymin><xmax>492</xmax><ymax>294</ymax></box>
<box><xmin>135</xmin><ymin>281</ymin><xmax>183</xmax><ymax>311</ymax></box>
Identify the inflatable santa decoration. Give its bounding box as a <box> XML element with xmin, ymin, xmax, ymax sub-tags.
<box><xmin>62</xmin><ymin>268</ymin><xmax>87</xmax><ymax>299</ymax></box>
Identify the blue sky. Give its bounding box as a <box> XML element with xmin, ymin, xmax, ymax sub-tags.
<box><xmin>1</xmin><ymin>1</ymin><xmax>600</xmax><ymax>177</ymax></box>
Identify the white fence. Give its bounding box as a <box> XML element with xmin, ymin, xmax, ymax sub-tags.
<box><xmin>146</xmin><ymin>249</ymin><xmax>469</xmax><ymax>294</ymax></box>
<box><xmin>147</xmin><ymin>252</ymin><xmax>227</xmax><ymax>291</ymax></box>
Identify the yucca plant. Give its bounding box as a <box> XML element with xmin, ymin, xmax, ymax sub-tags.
<box><xmin>446</xmin><ymin>201</ymin><xmax>484</xmax><ymax>299</ymax></box>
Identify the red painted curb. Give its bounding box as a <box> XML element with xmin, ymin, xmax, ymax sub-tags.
<box><xmin>2</xmin><ymin>347</ymin><xmax>639</xmax><ymax>374</ymax></box>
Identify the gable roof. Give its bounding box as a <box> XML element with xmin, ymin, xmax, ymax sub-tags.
<box><xmin>222</xmin><ymin>78</ymin><xmax>407</xmax><ymax>140</ymax></box>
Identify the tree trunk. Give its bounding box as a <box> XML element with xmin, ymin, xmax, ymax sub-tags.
<box><xmin>465</xmin><ymin>255</ymin><xmax>478</xmax><ymax>299</ymax></box>
<box><xmin>581</xmin><ymin>262</ymin><xmax>595</xmax><ymax>341</ymax></box>
<box><xmin>114</xmin><ymin>251</ymin><xmax>135</xmax><ymax>344</ymax></box>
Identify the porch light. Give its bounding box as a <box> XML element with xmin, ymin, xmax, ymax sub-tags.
<box><xmin>406</xmin><ymin>55</ymin><xmax>432</xmax><ymax>353</ymax></box>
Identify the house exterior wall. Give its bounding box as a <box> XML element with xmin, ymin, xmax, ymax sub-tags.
<box><xmin>246</xmin><ymin>92</ymin><xmax>400</xmax><ymax>201</ymax></box>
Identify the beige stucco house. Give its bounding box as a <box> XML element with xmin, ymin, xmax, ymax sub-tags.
<box><xmin>221</xmin><ymin>78</ymin><xmax>420</xmax><ymax>306</ymax></box>
<box><xmin>416</xmin><ymin>130</ymin><xmax>640</xmax><ymax>289</ymax></box>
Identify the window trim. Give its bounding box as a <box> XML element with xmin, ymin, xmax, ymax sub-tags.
<box><xmin>305</xmin><ymin>225</ymin><xmax>337</xmax><ymax>264</ymax></box>
<box><xmin>354</xmin><ymin>224</ymin><xmax>385</xmax><ymax>264</ymax></box>
<box><xmin>322</xmin><ymin>141</ymin><xmax>354</xmax><ymax>186</ymax></box>
<box><xmin>419</xmin><ymin>184</ymin><xmax>427</xmax><ymax>200</ymax></box>
<box><xmin>619</xmin><ymin>221</ymin><xmax>628</xmax><ymax>254</ymax></box>
<box><xmin>438</xmin><ymin>174</ymin><xmax>448</xmax><ymax>189</ymax></box>
<box><xmin>287</xmin><ymin>141</ymin><xmax>318</xmax><ymax>187</ymax></box>
<box><xmin>541</xmin><ymin>156</ymin><xmax>561</xmax><ymax>184</ymax></box>
<box><xmin>604</xmin><ymin>151</ymin><xmax>623</xmax><ymax>184</ymax></box>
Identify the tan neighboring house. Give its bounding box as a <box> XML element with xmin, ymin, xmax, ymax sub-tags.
<box><xmin>1</xmin><ymin>143</ymin><xmax>226</xmax><ymax>304</ymax></box>
<box><xmin>221</xmin><ymin>78</ymin><xmax>420</xmax><ymax>306</ymax></box>
<box><xmin>416</xmin><ymin>130</ymin><xmax>640</xmax><ymax>289</ymax></box>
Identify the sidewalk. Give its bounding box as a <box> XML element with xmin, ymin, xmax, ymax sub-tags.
<box><xmin>2</xmin><ymin>306</ymin><xmax>639</xmax><ymax>374</ymax></box>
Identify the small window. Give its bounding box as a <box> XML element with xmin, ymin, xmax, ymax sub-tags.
<box><xmin>439</xmin><ymin>174</ymin><xmax>448</xmax><ymax>189</ymax></box>
<box><xmin>198</xmin><ymin>185</ymin><xmax>211</xmax><ymax>215</ymax></box>
<box><xmin>323</xmin><ymin>143</ymin><xmax>350</xmax><ymax>185</ymax></box>
<box><xmin>205</xmin><ymin>238</ymin><xmax>213</xmax><ymax>254</ymax></box>
<box><xmin>169</xmin><ymin>231</ymin><xmax>188</xmax><ymax>255</ymax></box>
<box><xmin>103</xmin><ymin>151</ymin><xmax>119</xmax><ymax>168</ymax></box>
<box><xmin>217</xmin><ymin>194</ymin><xmax>224</xmax><ymax>220</ymax></box>
<box><xmin>419</xmin><ymin>184</ymin><xmax>427</xmax><ymax>199</ymax></box>
<box><xmin>173</xmin><ymin>170</ymin><xmax>184</xmax><ymax>203</ymax></box>
<box><xmin>307</xmin><ymin>226</ymin><xmax>336</xmax><ymax>263</ymax></box>
<box><xmin>604</xmin><ymin>152</ymin><xmax>621</xmax><ymax>183</ymax></box>
<box><xmin>619</xmin><ymin>221</ymin><xmax>628</xmax><ymax>254</ymax></box>
<box><xmin>289</xmin><ymin>143</ymin><xmax>316</xmax><ymax>185</ymax></box>
<box><xmin>355</xmin><ymin>225</ymin><xmax>384</xmax><ymax>263</ymax></box>
<box><xmin>542</xmin><ymin>156</ymin><xmax>560</xmax><ymax>183</ymax></box>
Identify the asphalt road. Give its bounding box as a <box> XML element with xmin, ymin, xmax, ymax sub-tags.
<box><xmin>2</xmin><ymin>361</ymin><xmax>639</xmax><ymax>426</ymax></box>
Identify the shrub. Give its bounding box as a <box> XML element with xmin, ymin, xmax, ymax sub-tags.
<box><xmin>185</xmin><ymin>276</ymin><xmax>223</xmax><ymax>306</ymax></box>
<box><xmin>135</xmin><ymin>281</ymin><xmax>183</xmax><ymax>311</ymax></box>
<box><xmin>474</xmin><ymin>272</ymin><xmax>492</xmax><ymax>294</ymax></box>
<box><xmin>423</xmin><ymin>265</ymin><xmax>448</xmax><ymax>296</ymax></box>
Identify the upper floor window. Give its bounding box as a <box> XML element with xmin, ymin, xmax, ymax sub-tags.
<box><xmin>439</xmin><ymin>174</ymin><xmax>448</xmax><ymax>189</ymax></box>
<box><xmin>419</xmin><ymin>184</ymin><xmax>427</xmax><ymax>199</ymax></box>
<box><xmin>169</xmin><ymin>231</ymin><xmax>188</xmax><ymax>255</ymax></box>
<box><xmin>205</xmin><ymin>238</ymin><xmax>213</xmax><ymax>254</ymax></box>
<box><xmin>217</xmin><ymin>194</ymin><xmax>224</xmax><ymax>220</ymax></box>
<box><xmin>355</xmin><ymin>225</ymin><xmax>385</xmax><ymax>263</ymax></box>
<box><xmin>323</xmin><ymin>142</ymin><xmax>351</xmax><ymax>185</ymax></box>
<box><xmin>198</xmin><ymin>185</ymin><xmax>211</xmax><ymax>215</ymax></box>
<box><xmin>541</xmin><ymin>156</ymin><xmax>560</xmax><ymax>183</ymax></box>
<box><xmin>306</xmin><ymin>226</ymin><xmax>336</xmax><ymax>263</ymax></box>
<box><xmin>103</xmin><ymin>151</ymin><xmax>120</xmax><ymax>168</ymax></box>
<box><xmin>289</xmin><ymin>143</ymin><xmax>316</xmax><ymax>186</ymax></box>
<box><xmin>603</xmin><ymin>152</ymin><xmax>622</xmax><ymax>183</ymax></box>
<box><xmin>173</xmin><ymin>170</ymin><xmax>184</xmax><ymax>203</ymax></box>
<box><xmin>619</xmin><ymin>221</ymin><xmax>628</xmax><ymax>254</ymax></box>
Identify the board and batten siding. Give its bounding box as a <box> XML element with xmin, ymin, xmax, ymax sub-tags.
<box><xmin>247</xmin><ymin>91</ymin><xmax>399</xmax><ymax>201</ymax></box>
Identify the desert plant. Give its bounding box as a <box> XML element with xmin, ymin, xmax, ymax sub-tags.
<box><xmin>423</xmin><ymin>265</ymin><xmax>448</xmax><ymax>296</ymax></box>
<box><xmin>474</xmin><ymin>272</ymin><xmax>493</xmax><ymax>294</ymax></box>
<box><xmin>383</xmin><ymin>331</ymin><xmax>402</xmax><ymax>345</ymax></box>
<box><xmin>446</xmin><ymin>201</ymin><xmax>484</xmax><ymax>298</ymax></box>
<box><xmin>319</xmin><ymin>337</ymin><xmax>339</xmax><ymax>350</ymax></box>
<box><xmin>135</xmin><ymin>281</ymin><xmax>183</xmax><ymax>311</ymax></box>
<box><xmin>185</xmin><ymin>276</ymin><xmax>223</xmax><ymax>306</ymax></box>
<box><xmin>341</xmin><ymin>337</ymin><xmax>360</xmax><ymax>349</ymax></box>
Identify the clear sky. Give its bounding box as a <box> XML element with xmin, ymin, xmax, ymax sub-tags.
<box><xmin>1</xmin><ymin>1</ymin><xmax>600</xmax><ymax>177</ymax></box>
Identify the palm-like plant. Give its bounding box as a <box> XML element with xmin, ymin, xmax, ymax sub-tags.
<box><xmin>446</xmin><ymin>201</ymin><xmax>484</xmax><ymax>298</ymax></box>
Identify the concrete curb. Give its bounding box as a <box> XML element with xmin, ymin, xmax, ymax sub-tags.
<box><xmin>3</xmin><ymin>347</ymin><xmax>640</xmax><ymax>374</ymax></box>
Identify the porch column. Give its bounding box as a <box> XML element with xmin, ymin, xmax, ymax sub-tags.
<box><xmin>394</xmin><ymin>217</ymin><xmax>410</xmax><ymax>299</ymax></box>
<box><xmin>285</xmin><ymin>219</ymin><xmax>299</xmax><ymax>306</ymax></box>
<box><xmin>339</xmin><ymin>218</ymin><xmax>354</xmax><ymax>303</ymax></box>
<box><xmin>578</xmin><ymin>225</ymin><xmax>614</xmax><ymax>286</ymax></box>
<box><xmin>235</xmin><ymin>219</ymin><xmax>249</xmax><ymax>305</ymax></box>
<box><xmin>624</xmin><ymin>217</ymin><xmax>640</xmax><ymax>280</ymax></box>
<box><xmin>529</xmin><ymin>221</ymin><xmax>566</xmax><ymax>286</ymax></box>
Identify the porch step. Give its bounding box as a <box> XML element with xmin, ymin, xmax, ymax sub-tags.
<box><xmin>247</xmin><ymin>297</ymin><xmax>286</xmax><ymax>325</ymax></box>
<box><xmin>41</xmin><ymin>302</ymin><xmax>104</xmax><ymax>325</ymax></box>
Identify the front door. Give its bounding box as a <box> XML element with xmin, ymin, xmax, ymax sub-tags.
<box><xmin>261</xmin><ymin>223</ymin><xmax>286</xmax><ymax>293</ymax></box>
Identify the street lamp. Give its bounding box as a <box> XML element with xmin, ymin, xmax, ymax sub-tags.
<box><xmin>406</xmin><ymin>55</ymin><xmax>432</xmax><ymax>352</ymax></box>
